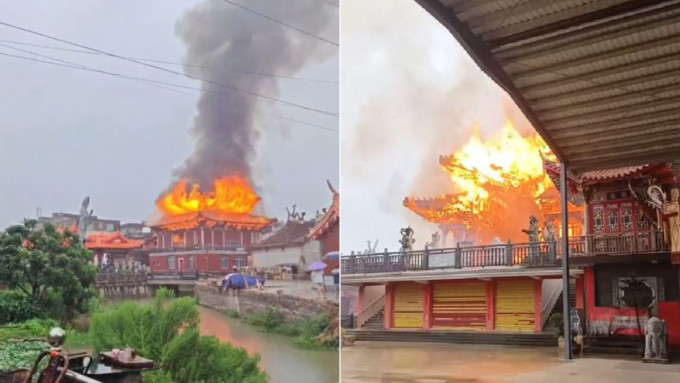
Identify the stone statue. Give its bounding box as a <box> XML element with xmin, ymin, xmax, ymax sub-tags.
<box><xmin>522</xmin><ymin>215</ymin><xmax>540</xmax><ymax>262</ymax></box>
<box><xmin>544</xmin><ymin>221</ymin><xmax>557</xmax><ymax>243</ymax></box>
<box><xmin>399</xmin><ymin>227</ymin><xmax>415</xmax><ymax>252</ymax></box>
<box><xmin>647</xmin><ymin>186</ymin><xmax>667</xmax><ymax>209</ymax></box>
<box><xmin>78</xmin><ymin>197</ymin><xmax>94</xmax><ymax>241</ymax></box>
<box><xmin>286</xmin><ymin>205</ymin><xmax>305</xmax><ymax>221</ymax></box>
<box><xmin>427</xmin><ymin>232</ymin><xmax>441</xmax><ymax>249</ymax></box>
<box><xmin>364</xmin><ymin>239</ymin><xmax>379</xmax><ymax>254</ymax></box>
<box><xmin>644</xmin><ymin>317</ymin><xmax>668</xmax><ymax>362</ymax></box>
<box><xmin>522</xmin><ymin>215</ymin><xmax>540</xmax><ymax>243</ymax></box>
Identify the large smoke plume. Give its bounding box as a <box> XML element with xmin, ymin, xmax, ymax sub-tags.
<box><xmin>342</xmin><ymin>0</ymin><xmax>535</xmax><ymax>251</ymax></box>
<box><xmin>172</xmin><ymin>0</ymin><xmax>336</xmax><ymax>189</ymax></box>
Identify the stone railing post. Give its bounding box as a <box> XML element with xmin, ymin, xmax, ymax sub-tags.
<box><xmin>423</xmin><ymin>245</ymin><xmax>429</xmax><ymax>270</ymax></box>
<box><xmin>349</xmin><ymin>251</ymin><xmax>356</xmax><ymax>274</ymax></box>
<box><xmin>383</xmin><ymin>248</ymin><xmax>390</xmax><ymax>272</ymax></box>
<box><xmin>454</xmin><ymin>242</ymin><xmax>461</xmax><ymax>269</ymax></box>
<box><xmin>505</xmin><ymin>239</ymin><xmax>513</xmax><ymax>266</ymax></box>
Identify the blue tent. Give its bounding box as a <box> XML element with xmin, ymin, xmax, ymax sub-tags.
<box><xmin>222</xmin><ymin>274</ymin><xmax>265</xmax><ymax>290</ymax></box>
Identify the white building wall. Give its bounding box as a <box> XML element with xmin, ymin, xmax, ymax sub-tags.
<box><xmin>251</xmin><ymin>240</ymin><xmax>322</xmax><ymax>268</ymax></box>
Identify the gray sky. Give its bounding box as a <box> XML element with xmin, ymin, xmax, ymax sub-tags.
<box><xmin>340</xmin><ymin>0</ymin><xmax>534</xmax><ymax>253</ymax></box>
<box><xmin>0</xmin><ymin>0</ymin><xmax>339</xmax><ymax>228</ymax></box>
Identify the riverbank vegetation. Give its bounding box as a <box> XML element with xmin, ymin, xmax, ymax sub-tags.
<box><xmin>0</xmin><ymin>291</ymin><xmax>269</xmax><ymax>382</ymax></box>
<box><xmin>235</xmin><ymin>308</ymin><xmax>339</xmax><ymax>350</ymax></box>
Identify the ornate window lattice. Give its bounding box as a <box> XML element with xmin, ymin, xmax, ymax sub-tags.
<box><xmin>607</xmin><ymin>210</ymin><xmax>619</xmax><ymax>231</ymax></box>
<box><xmin>593</xmin><ymin>209</ymin><xmax>604</xmax><ymax>233</ymax></box>
<box><xmin>637</xmin><ymin>210</ymin><xmax>649</xmax><ymax>229</ymax></box>
<box><xmin>621</xmin><ymin>207</ymin><xmax>633</xmax><ymax>230</ymax></box>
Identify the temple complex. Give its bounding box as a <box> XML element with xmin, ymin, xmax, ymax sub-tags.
<box><xmin>345</xmin><ymin>160</ymin><xmax>680</xmax><ymax>352</ymax></box>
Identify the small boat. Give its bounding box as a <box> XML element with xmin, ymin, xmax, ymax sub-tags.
<box><xmin>1</xmin><ymin>328</ymin><xmax>157</xmax><ymax>383</ymax></box>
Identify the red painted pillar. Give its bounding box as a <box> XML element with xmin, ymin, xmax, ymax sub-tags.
<box><xmin>486</xmin><ymin>281</ymin><xmax>495</xmax><ymax>331</ymax></box>
<box><xmin>384</xmin><ymin>284</ymin><xmax>394</xmax><ymax>330</ymax></box>
<box><xmin>534</xmin><ymin>278</ymin><xmax>542</xmax><ymax>332</ymax></box>
<box><xmin>423</xmin><ymin>283</ymin><xmax>432</xmax><ymax>329</ymax></box>
<box><xmin>585</xmin><ymin>267</ymin><xmax>596</xmax><ymax>325</ymax></box>
<box><xmin>356</xmin><ymin>285</ymin><xmax>365</xmax><ymax>327</ymax></box>
<box><xmin>575</xmin><ymin>276</ymin><xmax>585</xmax><ymax>310</ymax></box>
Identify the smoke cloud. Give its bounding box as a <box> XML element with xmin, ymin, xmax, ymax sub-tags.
<box><xmin>341</xmin><ymin>0</ymin><xmax>536</xmax><ymax>251</ymax></box>
<box><xmin>172</xmin><ymin>0</ymin><xmax>336</xmax><ymax>189</ymax></box>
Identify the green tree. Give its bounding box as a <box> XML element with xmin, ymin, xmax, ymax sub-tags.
<box><xmin>0</xmin><ymin>220</ymin><xmax>97</xmax><ymax>322</ymax></box>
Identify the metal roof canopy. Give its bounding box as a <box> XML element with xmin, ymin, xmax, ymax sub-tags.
<box><xmin>414</xmin><ymin>0</ymin><xmax>680</xmax><ymax>172</ymax></box>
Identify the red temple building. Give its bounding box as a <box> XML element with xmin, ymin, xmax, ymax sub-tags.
<box><xmin>344</xmin><ymin>160</ymin><xmax>680</xmax><ymax>351</ymax></box>
<box><xmin>148</xmin><ymin>210</ymin><xmax>276</xmax><ymax>276</ymax></box>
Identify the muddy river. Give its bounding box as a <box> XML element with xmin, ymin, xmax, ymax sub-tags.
<box><xmin>198</xmin><ymin>306</ymin><xmax>338</xmax><ymax>383</ymax></box>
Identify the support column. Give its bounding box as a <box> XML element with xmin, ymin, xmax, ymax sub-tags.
<box><xmin>357</xmin><ymin>285</ymin><xmax>365</xmax><ymax>328</ymax></box>
<box><xmin>575</xmin><ymin>276</ymin><xmax>585</xmax><ymax>310</ymax></box>
<box><xmin>423</xmin><ymin>283</ymin><xmax>432</xmax><ymax>329</ymax></box>
<box><xmin>560</xmin><ymin>162</ymin><xmax>573</xmax><ymax>360</ymax></box>
<box><xmin>486</xmin><ymin>280</ymin><xmax>495</xmax><ymax>331</ymax></box>
<box><xmin>534</xmin><ymin>278</ymin><xmax>543</xmax><ymax>333</ymax></box>
<box><xmin>201</xmin><ymin>227</ymin><xmax>205</xmax><ymax>250</ymax></box>
<box><xmin>384</xmin><ymin>284</ymin><xmax>394</xmax><ymax>330</ymax></box>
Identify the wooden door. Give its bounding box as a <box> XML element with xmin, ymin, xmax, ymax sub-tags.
<box><xmin>432</xmin><ymin>282</ymin><xmax>487</xmax><ymax>330</ymax></box>
<box><xmin>393</xmin><ymin>283</ymin><xmax>424</xmax><ymax>328</ymax></box>
<box><xmin>496</xmin><ymin>280</ymin><xmax>536</xmax><ymax>331</ymax></box>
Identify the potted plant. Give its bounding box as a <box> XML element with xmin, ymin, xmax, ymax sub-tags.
<box><xmin>549</xmin><ymin>313</ymin><xmax>565</xmax><ymax>349</ymax></box>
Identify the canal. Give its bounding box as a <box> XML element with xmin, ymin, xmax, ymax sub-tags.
<box><xmin>198</xmin><ymin>306</ymin><xmax>339</xmax><ymax>383</ymax></box>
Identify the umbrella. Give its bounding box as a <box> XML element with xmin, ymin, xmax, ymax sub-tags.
<box><xmin>322</xmin><ymin>251</ymin><xmax>339</xmax><ymax>261</ymax></box>
<box><xmin>308</xmin><ymin>261</ymin><xmax>327</xmax><ymax>271</ymax></box>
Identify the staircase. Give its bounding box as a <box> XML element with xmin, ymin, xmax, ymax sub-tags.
<box><xmin>361</xmin><ymin>308</ymin><xmax>384</xmax><ymax>330</ymax></box>
<box><xmin>543</xmin><ymin>280</ymin><xmax>576</xmax><ymax>333</ymax></box>
<box><xmin>584</xmin><ymin>336</ymin><xmax>644</xmax><ymax>356</ymax></box>
<box><xmin>345</xmin><ymin>329</ymin><xmax>557</xmax><ymax>347</ymax></box>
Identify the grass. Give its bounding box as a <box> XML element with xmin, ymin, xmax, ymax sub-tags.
<box><xmin>240</xmin><ymin>309</ymin><xmax>338</xmax><ymax>350</ymax></box>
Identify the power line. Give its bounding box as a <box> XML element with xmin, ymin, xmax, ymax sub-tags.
<box><xmin>220</xmin><ymin>0</ymin><xmax>338</xmax><ymax>47</ymax></box>
<box><xmin>0</xmin><ymin>39</ymin><xmax>338</xmax><ymax>84</ymax></box>
<box><xmin>0</xmin><ymin>20</ymin><xmax>338</xmax><ymax>117</ymax></box>
<box><xmin>275</xmin><ymin>115</ymin><xmax>338</xmax><ymax>132</ymax></box>
<box><xmin>0</xmin><ymin>50</ymin><xmax>338</xmax><ymax>133</ymax></box>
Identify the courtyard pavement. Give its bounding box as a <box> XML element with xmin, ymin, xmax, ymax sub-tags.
<box><xmin>341</xmin><ymin>342</ymin><xmax>680</xmax><ymax>383</ymax></box>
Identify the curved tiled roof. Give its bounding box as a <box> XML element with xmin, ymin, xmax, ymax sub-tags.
<box><xmin>251</xmin><ymin>220</ymin><xmax>316</xmax><ymax>248</ymax></box>
<box><xmin>309</xmin><ymin>180</ymin><xmax>339</xmax><ymax>240</ymax></box>
<box><xmin>85</xmin><ymin>232</ymin><xmax>144</xmax><ymax>250</ymax></box>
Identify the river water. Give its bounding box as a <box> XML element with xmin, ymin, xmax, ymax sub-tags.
<box><xmin>198</xmin><ymin>306</ymin><xmax>338</xmax><ymax>383</ymax></box>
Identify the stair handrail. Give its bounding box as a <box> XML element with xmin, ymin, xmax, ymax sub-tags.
<box><xmin>358</xmin><ymin>294</ymin><xmax>386</xmax><ymax>328</ymax></box>
<box><xmin>541</xmin><ymin>281</ymin><xmax>562</xmax><ymax>329</ymax></box>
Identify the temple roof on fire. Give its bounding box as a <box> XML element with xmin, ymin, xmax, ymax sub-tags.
<box><xmin>150</xmin><ymin>210</ymin><xmax>276</xmax><ymax>231</ymax></box>
<box><xmin>85</xmin><ymin>232</ymin><xmax>144</xmax><ymax>250</ymax></box>
<box><xmin>309</xmin><ymin>180</ymin><xmax>339</xmax><ymax>240</ymax></box>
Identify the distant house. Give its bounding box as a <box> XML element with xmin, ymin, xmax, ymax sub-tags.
<box><xmin>251</xmin><ymin>217</ymin><xmax>320</xmax><ymax>269</ymax></box>
<box><xmin>308</xmin><ymin>180</ymin><xmax>339</xmax><ymax>274</ymax></box>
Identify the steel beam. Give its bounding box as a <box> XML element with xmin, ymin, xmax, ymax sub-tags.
<box><xmin>488</xmin><ymin>0</ymin><xmax>671</xmax><ymax>48</ymax></box>
<box><xmin>560</xmin><ymin>162</ymin><xmax>572</xmax><ymax>361</ymax></box>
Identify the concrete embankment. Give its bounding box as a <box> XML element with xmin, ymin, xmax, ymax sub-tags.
<box><xmin>195</xmin><ymin>282</ymin><xmax>338</xmax><ymax>320</ymax></box>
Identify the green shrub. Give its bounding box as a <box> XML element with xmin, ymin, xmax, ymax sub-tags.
<box><xmin>0</xmin><ymin>291</ymin><xmax>47</xmax><ymax>325</ymax></box>
<box><xmin>88</xmin><ymin>288</ymin><xmax>267</xmax><ymax>383</ymax></box>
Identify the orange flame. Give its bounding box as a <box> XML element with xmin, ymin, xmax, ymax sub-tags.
<box><xmin>406</xmin><ymin>119</ymin><xmax>564</xmax><ymax>242</ymax></box>
<box><xmin>157</xmin><ymin>177</ymin><xmax>260</xmax><ymax>216</ymax></box>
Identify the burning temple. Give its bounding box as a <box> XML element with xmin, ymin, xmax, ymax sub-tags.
<box><xmin>404</xmin><ymin>122</ymin><xmax>585</xmax><ymax>245</ymax></box>
<box><xmin>346</xmin><ymin>140</ymin><xmax>680</xmax><ymax>353</ymax></box>
<box><xmin>147</xmin><ymin>177</ymin><xmax>276</xmax><ymax>276</ymax></box>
